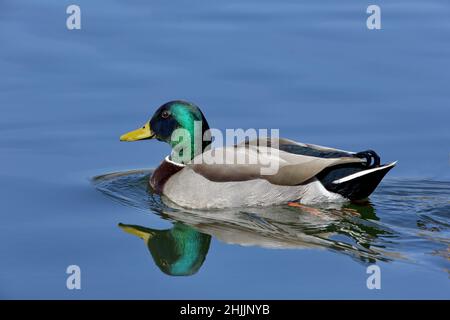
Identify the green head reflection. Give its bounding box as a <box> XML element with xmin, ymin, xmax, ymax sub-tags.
<box><xmin>119</xmin><ymin>222</ymin><xmax>211</xmax><ymax>276</ymax></box>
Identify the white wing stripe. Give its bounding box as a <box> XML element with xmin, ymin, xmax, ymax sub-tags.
<box><xmin>332</xmin><ymin>161</ymin><xmax>397</xmax><ymax>184</ymax></box>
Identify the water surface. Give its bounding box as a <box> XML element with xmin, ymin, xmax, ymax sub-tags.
<box><xmin>0</xmin><ymin>0</ymin><xmax>449</xmax><ymax>298</ymax></box>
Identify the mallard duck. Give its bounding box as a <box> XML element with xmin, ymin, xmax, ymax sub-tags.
<box><xmin>120</xmin><ymin>100</ymin><xmax>396</xmax><ymax>209</ymax></box>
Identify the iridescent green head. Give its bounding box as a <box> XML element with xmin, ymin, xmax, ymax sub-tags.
<box><xmin>120</xmin><ymin>100</ymin><xmax>211</xmax><ymax>161</ymax></box>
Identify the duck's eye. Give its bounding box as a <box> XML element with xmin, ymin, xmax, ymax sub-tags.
<box><xmin>161</xmin><ymin>110</ymin><xmax>170</xmax><ymax>119</ymax></box>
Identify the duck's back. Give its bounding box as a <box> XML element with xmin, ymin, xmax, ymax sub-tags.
<box><xmin>151</xmin><ymin>138</ymin><xmax>395</xmax><ymax>208</ymax></box>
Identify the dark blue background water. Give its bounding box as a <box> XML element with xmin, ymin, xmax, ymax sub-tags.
<box><xmin>0</xmin><ymin>0</ymin><xmax>449</xmax><ymax>298</ymax></box>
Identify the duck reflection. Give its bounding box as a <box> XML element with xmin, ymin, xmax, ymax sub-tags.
<box><xmin>118</xmin><ymin>198</ymin><xmax>393</xmax><ymax>276</ymax></box>
<box><xmin>94</xmin><ymin>170</ymin><xmax>396</xmax><ymax>277</ymax></box>
<box><xmin>119</xmin><ymin>222</ymin><xmax>211</xmax><ymax>276</ymax></box>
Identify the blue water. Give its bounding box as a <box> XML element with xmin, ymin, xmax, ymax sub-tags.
<box><xmin>0</xmin><ymin>0</ymin><xmax>449</xmax><ymax>299</ymax></box>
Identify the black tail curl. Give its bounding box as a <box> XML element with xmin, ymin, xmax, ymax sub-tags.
<box><xmin>355</xmin><ymin>150</ymin><xmax>380</xmax><ymax>168</ymax></box>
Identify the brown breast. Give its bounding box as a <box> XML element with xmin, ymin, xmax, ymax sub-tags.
<box><xmin>149</xmin><ymin>157</ymin><xmax>185</xmax><ymax>194</ymax></box>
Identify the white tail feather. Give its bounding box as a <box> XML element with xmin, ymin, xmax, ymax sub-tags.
<box><xmin>332</xmin><ymin>161</ymin><xmax>397</xmax><ymax>184</ymax></box>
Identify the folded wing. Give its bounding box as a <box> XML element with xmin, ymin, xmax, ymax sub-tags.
<box><xmin>188</xmin><ymin>137</ymin><xmax>364</xmax><ymax>186</ymax></box>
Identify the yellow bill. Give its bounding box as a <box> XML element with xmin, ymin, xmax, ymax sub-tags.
<box><xmin>118</xmin><ymin>223</ymin><xmax>155</xmax><ymax>242</ymax></box>
<box><xmin>120</xmin><ymin>121</ymin><xmax>155</xmax><ymax>141</ymax></box>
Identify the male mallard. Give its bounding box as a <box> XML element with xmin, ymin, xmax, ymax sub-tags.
<box><xmin>120</xmin><ymin>100</ymin><xmax>396</xmax><ymax>209</ymax></box>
